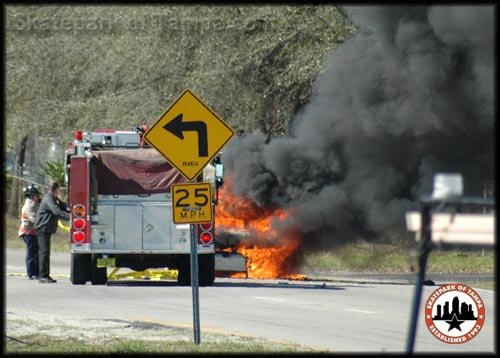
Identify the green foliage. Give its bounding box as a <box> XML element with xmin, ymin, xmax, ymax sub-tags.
<box><xmin>38</xmin><ymin>160</ymin><xmax>65</xmax><ymax>186</ymax></box>
<box><xmin>5</xmin><ymin>5</ymin><xmax>355</xmax><ymax>144</ymax></box>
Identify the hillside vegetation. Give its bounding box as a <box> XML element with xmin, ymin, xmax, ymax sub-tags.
<box><xmin>6</xmin><ymin>5</ymin><xmax>354</xmax><ymax>147</ymax></box>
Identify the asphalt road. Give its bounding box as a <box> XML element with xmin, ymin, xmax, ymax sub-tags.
<box><xmin>5</xmin><ymin>249</ymin><xmax>496</xmax><ymax>353</ymax></box>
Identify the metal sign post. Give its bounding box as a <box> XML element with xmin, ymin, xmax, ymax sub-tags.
<box><xmin>190</xmin><ymin>224</ymin><xmax>201</xmax><ymax>344</ymax></box>
<box><xmin>405</xmin><ymin>202</ymin><xmax>432</xmax><ymax>355</ymax></box>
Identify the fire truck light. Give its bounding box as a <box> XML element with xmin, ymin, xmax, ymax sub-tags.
<box><xmin>73</xmin><ymin>231</ymin><xmax>85</xmax><ymax>243</ymax></box>
<box><xmin>73</xmin><ymin>218</ymin><xmax>86</xmax><ymax>230</ymax></box>
<box><xmin>200</xmin><ymin>232</ymin><xmax>213</xmax><ymax>245</ymax></box>
<box><xmin>74</xmin><ymin>130</ymin><xmax>83</xmax><ymax>141</ymax></box>
<box><xmin>73</xmin><ymin>204</ymin><xmax>86</xmax><ymax>217</ymax></box>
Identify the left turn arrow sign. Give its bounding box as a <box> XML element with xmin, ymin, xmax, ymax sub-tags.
<box><xmin>163</xmin><ymin>113</ymin><xmax>208</xmax><ymax>157</ymax></box>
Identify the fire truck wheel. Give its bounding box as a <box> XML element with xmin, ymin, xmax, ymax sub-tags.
<box><xmin>177</xmin><ymin>254</ymin><xmax>191</xmax><ymax>286</ymax></box>
<box><xmin>71</xmin><ymin>253</ymin><xmax>90</xmax><ymax>285</ymax></box>
<box><xmin>177</xmin><ymin>254</ymin><xmax>215</xmax><ymax>287</ymax></box>
<box><xmin>198</xmin><ymin>253</ymin><xmax>215</xmax><ymax>287</ymax></box>
<box><xmin>90</xmin><ymin>254</ymin><xmax>108</xmax><ymax>285</ymax></box>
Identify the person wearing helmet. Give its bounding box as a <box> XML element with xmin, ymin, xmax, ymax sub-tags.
<box><xmin>18</xmin><ymin>183</ymin><xmax>42</xmax><ymax>280</ymax></box>
<box><xmin>34</xmin><ymin>180</ymin><xmax>70</xmax><ymax>283</ymax></box>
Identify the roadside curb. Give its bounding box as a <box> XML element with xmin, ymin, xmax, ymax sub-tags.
<box><xmin>306</xmin><ymin>274</ymin><xmax>412</xmax><ymax>286</ymax></box>
<box><xmin>303</xmin><ymin>270</ymin><xmax>494</xmax><ymax>286</ymax></box>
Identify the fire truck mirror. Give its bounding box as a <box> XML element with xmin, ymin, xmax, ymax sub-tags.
<box><xmin>215</xmin><ymin>163</ymin><xmax>223</xmax><ymax>178</ymax></box>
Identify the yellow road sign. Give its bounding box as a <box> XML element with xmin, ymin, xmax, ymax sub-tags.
<box><xmin>171</xmin><ymin>182</ymin><xmax>213</xmax><ymax>224</ymax></box>
<box><xmin>145</xmin><ymin>89</ymin><xmax>235</xmax><ymax>180</ymax></box>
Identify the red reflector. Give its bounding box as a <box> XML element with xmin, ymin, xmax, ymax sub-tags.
<box><xmin>74</xmin><ymin>130</ymin><xmax>83</xmax><ymax>141</ymax></box>
<box><xmin>200</xmin><ymin>222</ymin><xmax>212</xmax><ymax>231</ymax></box>
<box><xmin>73</xmin><ymin>204</ymin><xmax>86</xmax><ymax>217</ymax></box>
<box><xmin>73</xmin><ymin>218</ymin><xmax>86</xmax><ymax>230</ymax></box>
<box><xmin>200</xmin><ymin>232</ymin><xmax>213</xmax><ymax>244</ymax></box>
<box><xmin>73</xmin><ymin>231</ymin><xmax>85</xmax><ymax>243</ymax></box>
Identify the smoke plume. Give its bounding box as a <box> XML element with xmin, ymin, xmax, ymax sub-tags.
<box><xmin>223</xmin><ymin>6</ymin><xmax>494</xmax><ymax>245</ymax></box>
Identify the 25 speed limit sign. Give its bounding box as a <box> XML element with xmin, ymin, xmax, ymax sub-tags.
<box><xmin>171</xmin><ymin>182</ymin><xmax>213</xmax><ymax>224</ymax></box>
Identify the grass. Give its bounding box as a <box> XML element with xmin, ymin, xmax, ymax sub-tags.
<box><xmin>303</xmin><ymin>242</ymin><xmax>495</xmax><ymax>274</ymax></box>
<box><xmin>469</xmin><ymin>281</ymin><xmax>495</xmax><ymax>291</ymax></box>
<box><xmin>427</xmin><ymin>250</ymin><xmax>495</xmax><ymax>274</ymax></box>
<box><xmin>5</xmin><ymin>335</ymin><xmax>312</xmax><ymax>353</ymax></box>
<box><xmin>5</xmin><ymin>332</ymin><xmax>316</xmax><ymax>354</ymax></box>
<box><xmin>303</xmin><ymin>243</ymin><xmax>414</xmax><ymax>273</ymax></box>
<box><xmin>302</xmin><ymin>242</ymin><xmax>495</xmax><ymax>291</ymax></box>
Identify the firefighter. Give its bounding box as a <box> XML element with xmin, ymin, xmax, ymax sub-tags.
<box><xmin>34</xmin><ymin>180</ymin><xmax>70</xmax><ymax>283</ymax></box>
<box><xmin>138</xmin><ymin>123</ymin><xmax>149</xmax><ymax>146</ymax></box>
<box><xmin>18</xmin><ymin>183</ymin><xmax>42</xmax><ymax>280</ymax></box>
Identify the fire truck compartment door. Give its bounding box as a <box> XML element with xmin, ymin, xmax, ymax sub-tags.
<box><xmin>91</xmin><ymin>205</ymin><xmax>115</xmax><ymax>250</ymax></box>
<box><xmin>142</xmin><ymin>204</ymin><xmax>171</xmax><ymax>250</ymax></box>
<box><xmin>115</xmin><ymin>205</ymin><xmax>143</xmax><ymax>250</ymax></box>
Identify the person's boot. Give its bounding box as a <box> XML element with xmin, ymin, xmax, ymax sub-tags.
<box><xmin>39</xmin><ymin>276</ymin><xmax>57</xmax><ymax>283</ymax></box>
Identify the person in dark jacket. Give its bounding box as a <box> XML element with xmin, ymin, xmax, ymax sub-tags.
<box><xmin>34</xmin><ymin>180</ymin><xmax>70</xmax><ymax>283</ymax></box>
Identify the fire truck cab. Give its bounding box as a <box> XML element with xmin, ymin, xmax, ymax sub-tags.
<box><xmin>65</xmin><ymin>128</ymin><xmax>220</xmax><ymax>286</ymax></box>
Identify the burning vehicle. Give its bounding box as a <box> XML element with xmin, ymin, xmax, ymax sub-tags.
<box><xmin>214</xmin><ymin>177</ymin><xmax>305</xmax><ymax>280</ymax></box>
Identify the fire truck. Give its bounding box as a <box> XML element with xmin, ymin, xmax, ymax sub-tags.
<box><xmin>65</xmin><ymin>127</ymin><xmax>222</xmax><ymax>286</ymax></box>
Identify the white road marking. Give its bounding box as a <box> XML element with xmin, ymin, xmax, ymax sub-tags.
<box><xmin>253</xmin><ymin>296</ymin><xmax>287</xmax><ymax>302</ymax></box>
<box><xmin>345</xmin><ymin>308</ymin><xmax>376</xmax><ymax>314</ymax></box>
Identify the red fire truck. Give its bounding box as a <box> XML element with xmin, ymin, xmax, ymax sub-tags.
<box><xmin>65</xmin><ymin>128</ymin><xmax>221</xmax><ymax>286</ymax></box>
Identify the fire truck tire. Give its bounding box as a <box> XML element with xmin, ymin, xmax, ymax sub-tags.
<box><xmin>71</xmin><ymin>253</ymin><xmax>90</xmax><ymax>285</ymax></box>
<box><xmin>177</xmin><ymin>254</ymin><xmax>191</xmax><ymax>286</ymax></box>
<box><xmin>90</xmin><ymin>254</ymin><xmax>108</xmax><ymax>285</ymax></box>
<box><xmin>198</xmin><ymin>253</ymin><xmax>215</xmax><ymax>287</ymax></box>
<box><xmin>177</xmin><ymin>254</ymin><xmax>215</xmax><ymax>286</ymax></box>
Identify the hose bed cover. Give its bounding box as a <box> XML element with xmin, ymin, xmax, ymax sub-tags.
<box><xmin>92</xmin><ymin>148</ymin><xmax>187</xmax><ymax>194</ymax></box>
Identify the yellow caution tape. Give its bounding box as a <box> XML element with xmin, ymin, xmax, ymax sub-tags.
<box><xmin>108</xmin><ymin>267</ymin><xmax>120</xmax><ymax>278</ymax></box>
<box><xmin>98</xmin><ymin>259</ymin><xmax>178</xmax><ymax>281</ymax></box>
<box><xmin>7</xmin><ymin>266</ymin><xmax>177</xmax><ymax>281</ymax></box>
<box><xmin>6</xmin><ymin>273</ymin><xmax>32</xmax><ymax>277</ymax></box>
<box><xmin>6</xmin><ymin>270</ymin><xmax>176</xmax><ymax>281</ymax></box>
<box><xmin>97</xmin><ymin>257</ymin><xmax>116</xmax><ymax>268</ymax></box>
<box><xmin>58</xmin><ymin>220</ymin><xmax>70</xmax><ymax>232</ymax></box>
<box><xmin>108</xmin><ymin>268</ymin><xmax>178</xmax><ymax>281</ymax></box>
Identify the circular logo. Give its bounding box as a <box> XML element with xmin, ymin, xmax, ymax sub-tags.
<box><xmin>425</xmin><ymin>283</ymin><xmax>485</xmax><ymax>344</ymax></box>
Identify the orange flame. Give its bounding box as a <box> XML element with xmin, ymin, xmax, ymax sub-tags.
<box><xmin>215</xmin><ymin>177</ymin><xmax>305</xmax><ymax>280</ymax></box>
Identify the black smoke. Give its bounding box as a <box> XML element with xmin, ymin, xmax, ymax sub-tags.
<box><xmin>223</xmin><ymin>6</ymin><xmax>495</xmax><ymax>246</ymax></box>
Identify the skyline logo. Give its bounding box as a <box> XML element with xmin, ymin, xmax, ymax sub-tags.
<box><xmin>424</xmin><ymin>284</ymin><xmax>485</xmax><ymax>344</ymax></box>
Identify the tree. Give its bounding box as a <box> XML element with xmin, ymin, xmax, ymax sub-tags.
<box><xmin>5</xmin><ymin>5</ymin><xmax>355</xmax><ymax>212</ymax></box>
<box><xmin>7</xmin><ymin>136</ymin><xmax>28</xmax><ymax>217</ymax></box>
<box><xmin>6</xmin><ymin>5</ymin><xmax>354</xmax><ymax>140</ymax></box>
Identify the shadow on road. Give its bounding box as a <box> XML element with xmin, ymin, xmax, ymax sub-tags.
<box><xmin>105</xmin><ymin>279</ymin><xmax>369</xmax><ymax>290</ymax></box>
<box><xmin>212</xmin><ymin>280</ymin><xmax>358</xmax><ymax>290</ymax></box>
<box><xmin>106</xmin><ymin>280</ymin><xmax>179</xmax><ymax>287</ymax></box>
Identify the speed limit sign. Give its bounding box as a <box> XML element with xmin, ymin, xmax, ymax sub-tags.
<box><xmin>171</xmin><ymin>182</ymin><xmax>213</xmax><ymax>224</ymax></box>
